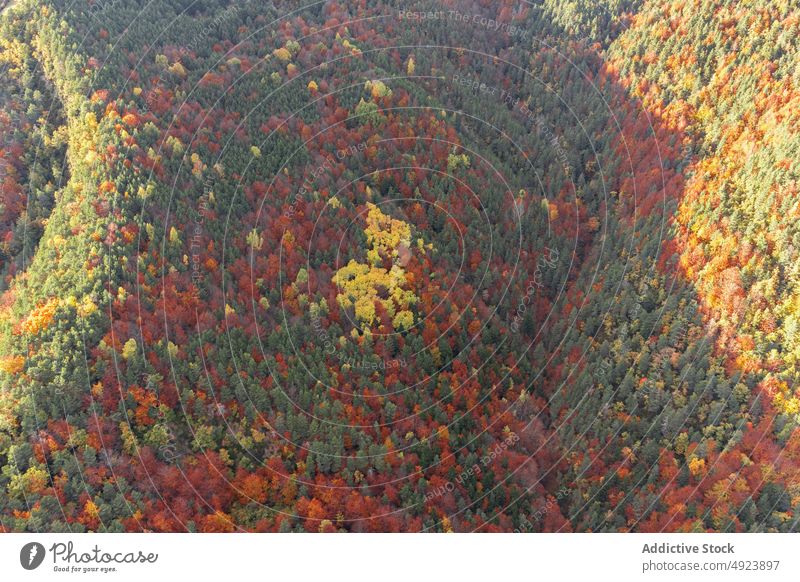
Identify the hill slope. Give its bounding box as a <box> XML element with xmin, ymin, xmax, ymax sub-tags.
<box><xmin>0</xmin><ymin>0</ymin><xmax>798</xmax><ymax>532</ymax></box>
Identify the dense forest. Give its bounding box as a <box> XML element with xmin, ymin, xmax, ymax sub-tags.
<box><xmin>0</xmin><ymin>0</ymin><xmax>799</xmax><ymax>532</ymax></box>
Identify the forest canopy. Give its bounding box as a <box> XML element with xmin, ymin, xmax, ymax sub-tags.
<box><xmin>0</xmin><ymin>0</ymin><xmax>798</xmax><ymax>533</ymax></box>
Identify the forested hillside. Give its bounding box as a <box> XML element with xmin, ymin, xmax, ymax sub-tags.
<box><xmin>0</xmin><ymin>0</ymin><xmax>798</xmax><ymax>532</ymax></box>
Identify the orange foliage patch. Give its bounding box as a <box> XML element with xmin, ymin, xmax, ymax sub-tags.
<box><xmin>18</xmin><ymin>298</ymin><xmax>59</xmax><ymax>335</ymax></box>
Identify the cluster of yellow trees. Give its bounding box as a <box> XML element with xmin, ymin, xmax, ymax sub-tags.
<box><xmin>333</xmin><ymin>204</ymin><xmax>419</xmax><ymax>330</ymax></box>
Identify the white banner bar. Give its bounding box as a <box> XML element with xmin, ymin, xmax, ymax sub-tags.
<box><xmin>1</xmin><ymin>533</ymin><xmax>798</xmax><ymax>581</ymax></box>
